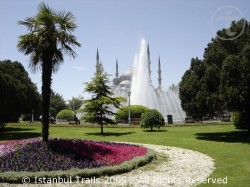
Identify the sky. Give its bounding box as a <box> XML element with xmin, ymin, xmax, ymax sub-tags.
<box><xmin>1</xmin><ymin>0</ymin><xmax>250</xmax><ymax>101</ymax></box>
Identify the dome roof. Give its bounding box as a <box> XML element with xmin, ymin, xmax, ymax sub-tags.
<box><xmin>120</xmin><ymin>68</ymin><xmax>132</xmax><ymax>77</ymax></box>
<box><xmin>120</xmin><ymin>86</ymin><xmax>128</xmax><ymax>90</ymax></box>
<box><xmin>119</xmin><ymin>80</ymin><xmax>131</xmax><ymax>85</ymax></box>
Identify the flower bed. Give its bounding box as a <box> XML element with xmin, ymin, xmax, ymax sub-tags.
<box><xmin>0</xmin><ymin>138</ymin><xmax>147</xmax><ymax>172</ymax></box>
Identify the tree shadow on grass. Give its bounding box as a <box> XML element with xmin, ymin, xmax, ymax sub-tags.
<box><xmin>195</xmin><ymin>130</ymin><xmax>250</xmax><ymax>144</ymax></box>
<box><xmin>85</xmin><ymin>132</ymin><xmax>135</xmax><ymax>137</ymax></box>
<box><xmin>0</xmin><ymin>127</ymin><xmax>40</xmax><ymax>141</ymax></box>
<box><xmin>142</xmin><ymin>129</ymin><xmax>168</xmax><ymax>132</ymax></box>
<box><xmin>1</xmin><ymin>127</ymin><xmax>35</xmax><ymax>132</ymax></box>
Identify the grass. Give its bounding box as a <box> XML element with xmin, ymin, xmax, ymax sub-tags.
<box><xmin>1</xmin><ymin>122</ymin><xmax>250</xmax><ymax>187</ymax></box>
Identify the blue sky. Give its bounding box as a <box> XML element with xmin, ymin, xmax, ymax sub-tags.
<box><xmin>1</xmin><ymin>0</ymin><xmax>249</xmax><ymax>101</ymax></box>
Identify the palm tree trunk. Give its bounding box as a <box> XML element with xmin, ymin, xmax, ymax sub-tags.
<box><xmin>41</xmin><ymin>60</ymin><xmax>53</xmax><ymax>143</ymax></box>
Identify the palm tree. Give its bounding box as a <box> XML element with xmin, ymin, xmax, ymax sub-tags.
<box><xmin>17</xmin><ymin>2</ymin><xmax>81</xmax><ymax>142</ymax></box>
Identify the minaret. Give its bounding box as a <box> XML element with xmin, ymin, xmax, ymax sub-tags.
<box><xmin>113</xmin><ymin>59</ymin><xmax>120</xmax><ymax>86</ymax></box>
<box><xmin>158</xmin><ymin>56</ymin><xmax>162</xmax><ymax>89</ymax></box>
<box><xmin>95</xmin><ymin>49</ymin><xmax>102</xmax><ymax>75</ymax></box>
<box><xmin>147</xmin><ymin>43</ymin><xmax>151</xmax><ymax>83</ymax></box>
<box><xmin>96</xmin><ymin>48</ymin><xmax>100</xmax><ymax>66</ymax></box>
<box><xmin>115</xmin><ymin>59</ymin><xmax>119</xmax><ymax>78</ymax></box>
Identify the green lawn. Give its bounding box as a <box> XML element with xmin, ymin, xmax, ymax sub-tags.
<box><xmin>1</xmin><ymin>123</ymin><xmax>250</xmax><ymax>187</ymax></box>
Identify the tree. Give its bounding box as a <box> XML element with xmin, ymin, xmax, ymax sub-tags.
<box><xmin>180</xmin><ymin>19</ymin><xmax>250</xmax><ymax>131</ymax></box>
<box><xmin>220</xmin><ymin>54</ymin><xmax>250</xmax><ymax>129</ymax></box>
<box><xmin>17</xmin><ymin>2</ymin><xmax>81</xmax><ymax>142</ymax></box>
<box><xmin>50</xmin><ymin>90</ymin><xmax>67</xmax><ymax>117</ymax></box>
<box><xmin>0</xmin><ymin>60</ymin><xmax>40</xmax><ymax>129</ymax></box>
<box><xmin>179</xmin><ymin>58</ymin><xmax>208</xmax><ymax>122</ymax></box>
<box><xmin>211</xmin><ymin>20</ymin><xmax>250</xmax><ymax>131</ymax></box>
<box><xmin>68</xmin><ymin>95</ymin><xmax>84</xmax><ymax>113</ymax></box>
<box><xmin>115</xmin><ymin>105</ymin><xmax>149</xmax><ymax>123</ymax></box>
<box><xmin>82</xmin><ymin>63</ymin><xmax>126</xmax><ymax>134</ymax></box>
<box><xmin>140</xmin><ymin>109</ymin><xmax>165</xmax><ymax>131</ymax></box>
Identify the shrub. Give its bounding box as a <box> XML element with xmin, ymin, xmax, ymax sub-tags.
<box><xmin>115</xmin><ymin>105</ymin><xmax>149</xmax><ymax>122</ymax></box>
<box><xmin>232</xmin><ymin>111</ymin><xmax>247</xmax><ymax>129</ymax></box>
<box><xmin>56</xmin><ymin>109</ymin><xmax>74</xmax><ymax>121</ymax></box>
<box><xmin>140</xmin><ymin>109</ymin><xmax>165</xmax><ymax>131</ymax></box>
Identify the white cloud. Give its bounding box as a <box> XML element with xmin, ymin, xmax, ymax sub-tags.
<box><xmin>73</xmin><ymin>66</ymin><xmax>85</xmax><ymax>70</ymax></box>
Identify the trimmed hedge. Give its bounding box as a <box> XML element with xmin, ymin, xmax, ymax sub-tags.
<box><xmin>115</xmin><ymin>105</ymin><xmax>149</xmax><ymax>122</ymax></box>
<box><xmin>56</xmin><ymin>109</ymin><xmax>75</xmax><ymax>121</ymax></box>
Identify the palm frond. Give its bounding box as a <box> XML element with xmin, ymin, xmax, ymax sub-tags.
<box><xmin>18</xmin><ymin>17</ymin><xmax>37</xmax><ymax>31</ymax></box>
<box><xmin>58</xmin><ymin>31</ymin><xmax>81</xmax><ymax>48</ymax></box>
<box><xmin>29</xmin><ymin>52</ymin><xmax>41</xmax><ymax>73</ymax></box>
<box><xmin>38</xmin><ymin>2</ymin><xmax>53</xmax><ymax>15</ymax></box>
<box><xmin>60</xmin><ymin>44</ymin><xmax>77</xmax><ymax>59</ymax></box>
<box><xmin>17</xmin><ymin>2</ymin><xmax>81</xmax><ymax>74</ymax></box>
<box><xmin>57</xmin><ymin>11</ymin><xmax>76</xmax><ymax>32</ymax></box>
<box><xmin>51</xmin><ymin>49</ymin><xmax>64</xmax><ymax>73</ymax></box>
<box><xmin>17</xmin><ymin>34</ymin><xmax>39</xmax><ymax>54</ymax></box>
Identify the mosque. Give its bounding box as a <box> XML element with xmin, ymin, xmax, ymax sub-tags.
<box><xmin>95</xmin><ymin>40</ymin><xmax>186</xmax><ymax>122</ymax></box>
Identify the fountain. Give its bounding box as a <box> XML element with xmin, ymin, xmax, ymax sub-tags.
<box><xmin>112</xmin><ymin>39</ymin><xmax>186</xmax><ymax>122</ymax></box>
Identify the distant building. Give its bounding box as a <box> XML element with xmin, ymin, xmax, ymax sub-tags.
<box><xmin>95</xmin><ymin>44</ymin><xmax>186</xmax><ymax>122</ymax></box>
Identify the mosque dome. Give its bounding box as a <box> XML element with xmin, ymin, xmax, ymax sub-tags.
<box><xmin>120</xmin><ymin>68</ymin><xmax>132</xmax><ymax>78</ymax></box>
<box><xmin>119</xmin><ymin>80</ymin><xmax>131</xmax><ymax>85</ymax></box>
<box><xmin>120</xmin><ymin>86</ymin><xmax>128</xmax><ymax>90</ymax></box>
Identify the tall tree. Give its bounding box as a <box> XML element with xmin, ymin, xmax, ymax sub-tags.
<box><xmin>179</xmin><ymin>58</ymin><xmax>207</xmax><ymax>121</ymax></box>
<box><xmin>17</xmin><ymin>2</ymin><xmax>81</xmax><ymax>142</ymax></box>
<box><xmin>0</xmin><ymin>60</ymin><xmax>40</xmax><ymax>129</ymax></box>
<box><xmin>68</xmin><ymin>95</ymin><xmax>84</xmax><ymax>113</ymax></box>
<box><xmin>82</xmin><ymin>63</ymin><xmax>126</xmax><ymax>134</ymax></box>
<box><xmin>220</xmin><ymin>53</ymin><xmax>250</xmax><ymax>130</ymax></box>
<box><xmin>180</xmin><ymin>19</ymin><xmax>250</xmax><ymax>131</ymax></box>
<box><xmin>50</xmin><ymin>90</ymin><xmax>67</xmax><ymax>117</ymax></box>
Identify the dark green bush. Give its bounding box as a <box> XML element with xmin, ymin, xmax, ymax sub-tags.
<box><xmin>140</xmin><ymin>109</ymin><xmax>165</xmax><ymax>131</ymax></box>
<box><xmin>232</xmin><ymin>111</ymin><xmax>247</xmax><ymax>129</ymax></box>
<box><xmin>56</xmin><ymin>109</ymin><xmax>75</xmax><ymax>121</ymax></box>
<box><xmin>115</xmin><ymin>105</ymin><xmax>149</xmax><ymax>122</ymax></box>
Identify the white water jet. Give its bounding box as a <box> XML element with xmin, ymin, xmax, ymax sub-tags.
<box><xmin>129</xmin><ymin>39</ymin><xmax>185</xmax><ymax>122</ymax></box>
<box><xmin>130</xmin><ymin>40</ymin><xmax>155</xmax><ymax>108</ymax></box>
<box><xmin>113</xmin><ymin>39</ymin><xmax>186</xmax><ymax>122</ymax></box>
